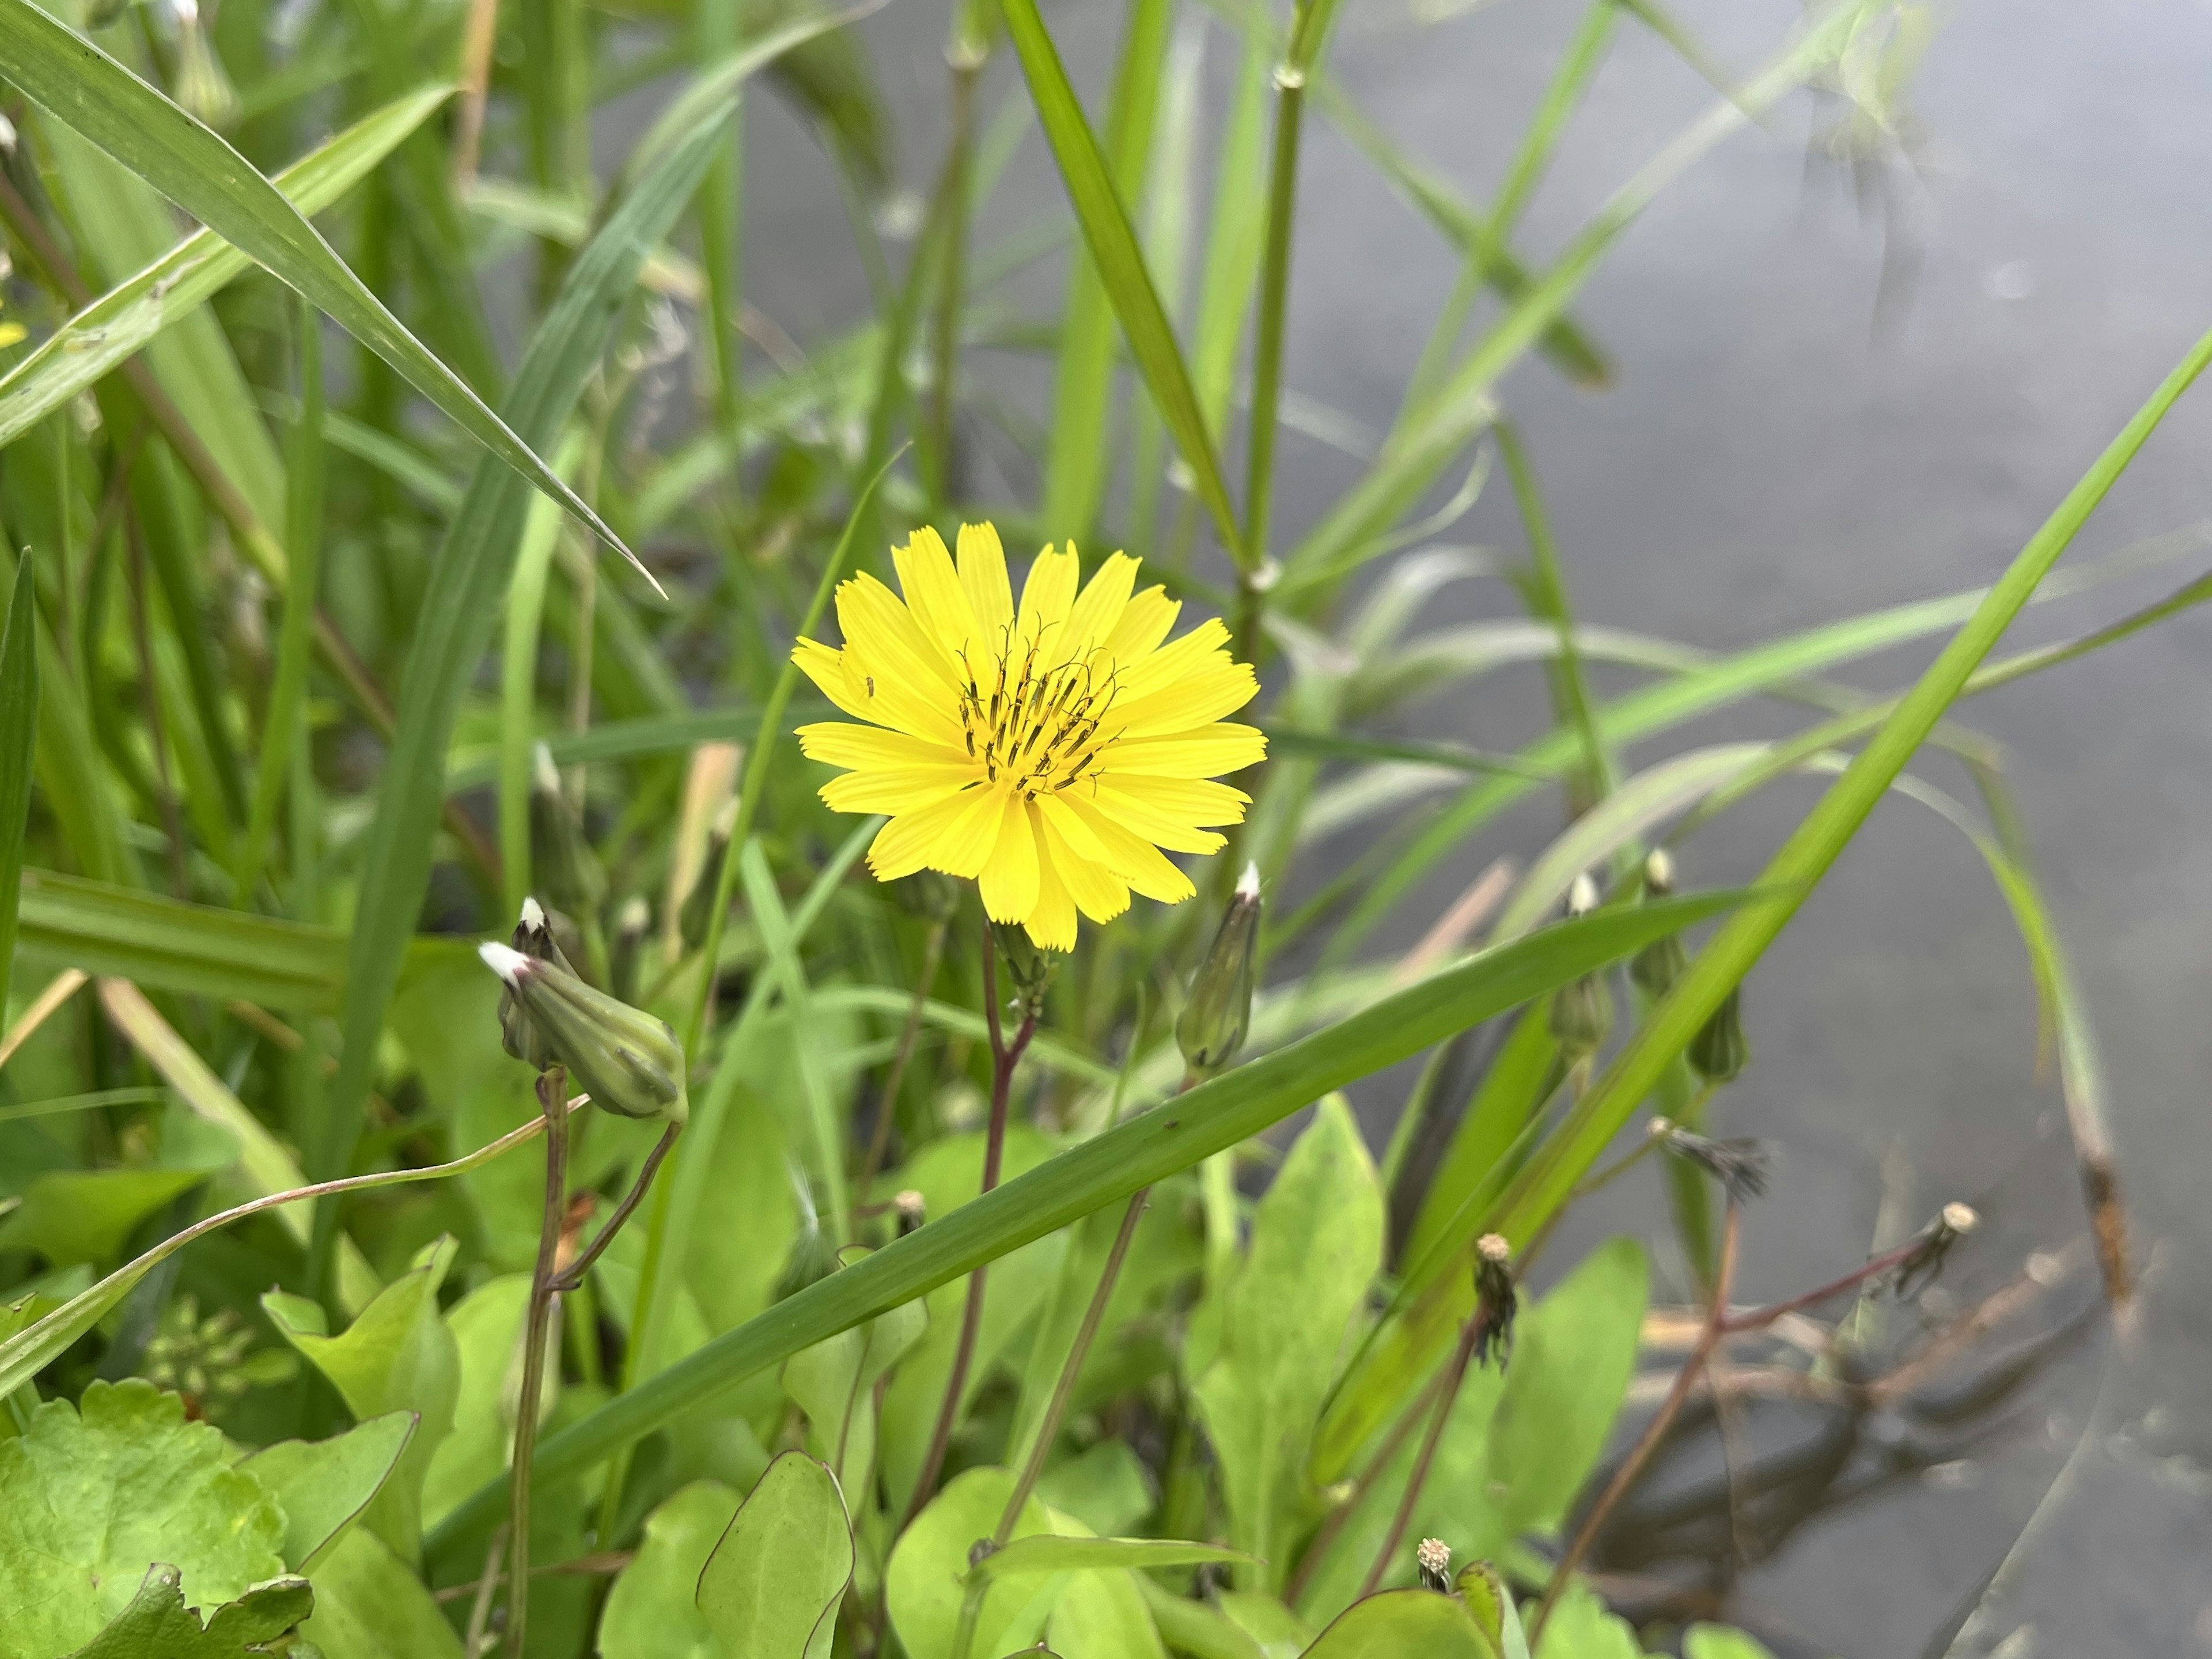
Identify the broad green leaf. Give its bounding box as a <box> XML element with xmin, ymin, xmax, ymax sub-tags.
<box><xmin>598</xmin><ymin>1480</ymin><xmax>740</xmax><ymax>1659</ymax></box>
<box><xmin>0</xmin><ymin>1102</ymin><xmax>233</xmax><ymax>1267</ymax></box>
<box><xmin>887</xmin><ymin>1467</ymin><xmax>1060</xmax><ymax>1659</ymax></box>
<box><xmin>262</xmin><ymin>1237</ymin><xmax>461</xmax><ymax>1560</ymax></box>
<box><xmin>781</xmin><ymin>1267</ymin><xmax>927</xmax><ymax>1499</ymax></box>
<box><xmin>1301</xmin><ymin>1590</ymin><xmax>1499</xmax><ymax>1659</ymax></box>
<box><xmin>425</xmin><ymin>893</ymin><xmax>1740</xmax><ymax>1556</ymax></box>
<box><xmin>1046</xmin><ymin>1566</ymin><xmax>1168</xmax><ymax>1659</ymax></box>
<box><xmin>0</xmin><ymin>2</ymin><xmax>641</xmax><ymax>573</ymax></box>
<box><xmin>697</xmin><ymin>1452</ymin><xmax>855</xmax><ymax>1659</ymax></box>
<box><xmin>96</xmin><ymin>977</ymin><xmax>380</xmax><ymax>1315</ymax></box>
<box><xmin>1683</xmin><ymin>1627</ymin><xmax>1780</xmax><ymax>1659</ymax></box>
<box><xmin>0</xmin><ymin>85</ymin><xmax>446</xmax><ymax>456</ymax></box>
<box><xmin>237</xmin><ymin>1413</ymin><xmax>417</xmax><ymax>1571</ymax></box>
<box><xmin>313</xmin><ymin>77</ymin><xmax>739</xmax><ymax>1265</ymax></box>
<box><xmin>999</xmin><ymin>0</ymin><xmax>1244</xmax><ymax>567</ymax></box>
<box><xmin>0</xmin><ymin>1381</ymin><xmax>285</xmax><ymax>1659</ymax></box>
<box><xmin>1193</xmin><ymin>1097</ymin><xmax>1381</xmax><ymax>1592</ymax></box>
<box><xmin>1033</xmin><ymin>1440</ymin><xmax>1156</xmax><ymax>1539</ymax></box>
<box><xmin>1218</xmin><ymin>1592</ymin><xmax>1310</xmax><ymax>1659</ymax></box>
<box><xmin>62</xmin><ymin>1566</ymin><xmax>313</xmax><ymax>1659</ymax></box>
<box><xmin>1529</xmin><ymin>1584</ymin><xmax>1637</xmax><ymax>1659</ymax></box>
<box><xmin>297</xmin><ymin>1527</ymin><xmax>464</xmax><ymax>1659</ymax></box>
<box><xmin>419</xmin><ymin>1274</ymin><xmax>531</xmax><ymax>1529</ymax></box>
<box><xmin>0</xmin><ymin>558</ymin><xmax>35</xmax><ymax>995</ymax></box>
<box><xmin>1133</xmin><ymin>1581</ymin><xmax>1270</xmax><ymax>1659</ymax></box>
<box><xmin>973</xmin><ymin>1536</ymin><xmax>1253</xmax><ymax>1581</ymax></box>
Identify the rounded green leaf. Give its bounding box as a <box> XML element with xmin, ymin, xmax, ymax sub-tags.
<box><xmin>599</xmin><ymin>1480</ymin><xmax>741</xmax><ymax>1659</ymax></box>
<box><xmin>237</xmin><ymin>1412</ymin><xmax>418</xmax><ymax>1572</ymax></box>
<box><xmin>1302</xmin><ymin>1590</ymin><xmax>1499</xmax><ymax>1659</ymax></box>
<box><xmin>887</xmin><ymin>1467</ymin><xmax>1059</xmax><ymax>1659</ymax></box>
<box><xmin>0</xmin><ymin>1381</ymin><xmax>285</xmax><ymax>1659</ymax></box>
<box><xmin>697</xmin><ymin>1452</ymin><xmax>854</xmax><ymax>1659</ymax></box>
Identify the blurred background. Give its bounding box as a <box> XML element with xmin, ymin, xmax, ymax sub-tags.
<box><xmin>709</xmin><ymin>0</ymin><xmax>2212</xmax><ymax>1650</ymax></box>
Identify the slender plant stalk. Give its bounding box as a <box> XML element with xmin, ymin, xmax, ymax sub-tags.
<box><xmin>856</xmin><ymin>910</ymin><xmax>952</xmax><ymax>1209</ymax></box>
<box><xmin>555</xmin><ymin>1122</ymin><xmax>681</xmax><ymax>1293</ymax></box>
<box><xmin>507</xmin><ymin>1066</ymin><xmax>571</xmax><ymax>1658</ymax></box>
<box><xmin>1282</xmin><ymin>1366</ymin><xmax>1446</xmax><ymax>1608</ymax></box>
<box><xmin>902</xmin><ymin>922</ymin><xmax>1037</xmax><ymax>1526</ymax></box>
<box><xmin>1535</xmin><ymin>1200</ymin><xmax>1741</xmax><ymax>1635</ymax></box>
<box><xmin>1357</xmin><ymin>1264</ymin><xmax>1506</xmax><ymax>1597</ymax></box>
<box><xmin>923</xmin><ymin>27</ymin><xmax>986</xmax><ymax>506</ymax></box>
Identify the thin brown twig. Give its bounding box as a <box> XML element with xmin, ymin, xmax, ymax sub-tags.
<box><xmin>552</xmin><ymin>1121</ymin><xmax>680</xmax><ymax>1293</ymax></box>
<box><xmin>1537</xmin><ymin>1202</ymin><xmax>1742</xmax><ymax>1639</ymax></box>
<box><xmin>437</xmin><ymin>1546</ymin><xmax>634</xmax><ymax>1607</ymax></box>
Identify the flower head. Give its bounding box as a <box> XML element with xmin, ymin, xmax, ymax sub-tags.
<box><xmin>794</xmin><ymin>523</ymin><xmax>1264</xmax><ymax>950</ymax></box>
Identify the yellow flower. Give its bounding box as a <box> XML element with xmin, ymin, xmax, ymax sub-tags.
<box><xmin>794</xmin><ymin>522</ymin><xmax>1264</xmax><ymax>951</ymax></box>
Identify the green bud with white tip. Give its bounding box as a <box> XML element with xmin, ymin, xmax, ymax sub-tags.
<box><xmin>1177</xmin><ymin>862</ymin><xmax>1262</xmax><ymax>1078</ymax></box>
<box><xmin>1628</xmin><ymin>847</ymin><xmax>1687</xmax><ymax>999</ymax></box>
<box><xmin>497</xmin><ymin>899</ymin><xmax>575</xmax><ymax>1071</ymax></box>
<box><xmin>1689</xmin><ymin>983</ymin><xmax>1748</xmax><ymax>1084</ymax></box>
<box><xmin>480</xmin><ymin>930</ymin><xmax>687</xmax><ymax>1123</ymax></box>
<box><xmin>1548</xmin><ymin>873</ymin><xmax>1613</xmax><ymax>1062</ymax></box>
<box><xmin>530</xmin><ymin>743</ymin><xmax>606</xmax><ymax>918</ymax></box>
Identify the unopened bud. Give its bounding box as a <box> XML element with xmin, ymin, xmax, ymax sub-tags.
<box><xmin>531</xmin><ymin>744</ymin><xmax>606</xmax><ymax>919</ymax></box>
<box><xmin>1177</xmin><ymin>862</ymin><xmax>1262</xmax><ymax>1078</ymax></box>
<box><xmin>993</xmin><ymin>919</ymin><xmax>1058</xmax><ymax>1015</ymax></box>
<box><xmin>479</xmin><ymin>938</ymin><xmax>687</xmax><ymax>1122</ymax></box>
<box><xmin>173</xmin><ymin>5</ymin><xmax>239</xmax><ymax>131</ymax></box>
<box><xmin>1630</xmin><ymin>848</ymin><xmax>1685</xmax><ymax>999</ymax></box>
<box><xmin>610</xmin><ymin>895</ymin><xmax>651</xmax><ymax>1005</ymax></box>
<box><xmin>1471</xmin><ymin>1234</ymin><xmax>1517</xmax><ymax>1367</ymax></box>
<box><xmin>1548</xmin><ymin>971</ymin><xmax>1612</xmax><ymax>1063</ymax></box>
<box><xmin>893</xmin><ymin>1189</ymin><xmax>927</xmax><ymax>1237</ymax></box>
<box><xmin>1566</xmin><ymin>872</ymin><xmax>1600</xmax><ymax>916</ymax></box>
<box><xmin>1688</xmin><ymin>984</ymin><xmax>1748</xmax><ymax>1084</ymax></box>
<box><xmin>497</xmin><ymin>899</ymin><xmax>575</xmax><ymax>1070</ymax></box>
<box><xmin>1415</xmin><ymin>1537</ymin><xmax>1452</xmax><ymax>1593</ymax></box>
<box><xmin>680</xmin><ymin>800</ymin><xmax>736</xmax><ymax>949</ymax></box>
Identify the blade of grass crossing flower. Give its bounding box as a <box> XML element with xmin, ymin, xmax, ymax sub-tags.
<box><xmin>999</xmin><ymin>0</ymin><xmax>1246</xmax><ymax>567</ymax></box>
<box><xmin>681</xmin><ymin>448</ymin><xmax>899</xmax><ymax>1058</ymax></box>
<box><xmin>238</xmin><ymin>297</ymin><xmax>324</xmax><ymax>904</ymax></box>
<box><xmin>423</xmin><ymin>893</ymin><xmax>1742</xmax><ymax>1559</ymax></box>
<box><xmin>1042</xmin><ymin>0</ymin><xmax>1172</xmax><ymax>543</ymax></box>
<box><xmin>0</xmin><ymin>559</ymin><xmax>35</xmax><ymax>993</ymax></box>
<box><xmin>1283</xmin><ymin>1</ymin><xmax>1870</xmax><ymax>590</ymax></box>
<box><xmin>309</xmin><ymin>99</ymin><xmax>747</xmax><ymax>1305</ymax></box>
<box><xmin>0</xmin><ymin>0</ymin><xmax>649</xmax><ymax>583</ymax></box>
<box><xmin>0</xmin><ymin>85</ymin><xmax>449</xmax><ymax>455</ymax></box>
<box><xmin>1491</xmin><ymin>319</ymin><xmax>2212</xmax><ymax>1260</ymax></box>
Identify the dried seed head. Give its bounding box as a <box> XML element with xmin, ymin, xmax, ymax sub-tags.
<box><xmin>1661</xmin><ymin>1125</ymin><xmax>1772</xmax><ymax>1203</ymax></box>
<box><xmin>1471</xmin><ymin>1234</ymin><xmax>1518</xmax><ymax>1368</ymax></box>
<box><xmin>1476</xmin><ymin>1233</ymin><xmax>1512</xmax><ymax>1266</ymax></box>
<box><xmin>894</xmin><ymin>1189</ymin><xmax>927</xmax><ymax>1237</ymax></box>
<box><xmin>1177</xmin><ymin>863</ymin><xmax>1263</xmax><ymax>1078</ymax></box>
<box><xmin>1942</xmin><ymin>1201</ymin><xmax>1979</xmax><ymax>1234</ymax></box>
<box><xmin>1416</xmin><ymin>1537</ymin><xmax>1453</xmax><ymax>1593</ymax></box>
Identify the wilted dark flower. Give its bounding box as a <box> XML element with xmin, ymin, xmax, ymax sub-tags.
<box><xmin>1472</xmin><ymin>1233</ymin><xmax>1518</xmax><ymax>1368</ymax></box>
<box><xmin>1659</xmin><ymin>1122</ymin><xmax>1772</xmax><ymax>1203</ymax></box>
<box><xmin>1177</xmin><ymin>862</ymin><xmax>1262</xmax><ymax>1078</ymax></box>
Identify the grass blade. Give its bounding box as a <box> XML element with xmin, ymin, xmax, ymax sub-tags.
<box><xmin>1000</xmin><ymin>0</ymin><xmax>1245</xmax><ymax>567</ymax></box>
<box><xmin>0</xmin><ymin>558</ymin><xmax>34</xmax><ymax>993</ymax></box>
<box><xmin>0</xmin><ymin>3</ymin><xmax>648</xmax><ymax>581</ymax></box>
<box><xmin>423</xmin><ymin>892</ymin><xmax>1741</xmax><ymax>1558</ymax></box>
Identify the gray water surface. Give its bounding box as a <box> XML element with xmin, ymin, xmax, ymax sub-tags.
<box><xmin>729</xmin><ymin>1</ymin><xmax>2212</xmax><ymax>1649</ymax></box>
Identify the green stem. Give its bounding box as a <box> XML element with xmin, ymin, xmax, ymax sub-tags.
<box><xmin>507</xmin><ymin>1067</ymin><xmax>570</xmax><ymax>1658</ymax></box>
<box><xmin>924</xmin><ymin>33</ymin><xmax>984</xmax><ymax>507</ymax></box>
<box><xmin>1240</xmin><ymin>65</ymin><xmax>1303</xmax><ymax>575</ymax></box>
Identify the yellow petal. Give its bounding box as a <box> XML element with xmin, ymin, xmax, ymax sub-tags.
<box><xmin>929</xmin><ymin>784</ymin><xmax>1012</xmax><ymax>880</ymax></box>
<box><xmin>1116</xmin><ymin>618</ymin><xmax>1232</xmax><ymax>703</ymax></box>
<box><xmin>1102</xmin><ymin>775</ymin><xmax>1251</xmax><ymax>825</ymax></box>
<box><xmin>1089</xmin><ymin>782</ymin><xmax>1229</xmax><ymax>855</ymax></box>
<box><xmin>893</xmin><ymin>526</ymin><xmax>983</xmax><ymax>661</ymax></box>
<box><xmin>1100</xmin><ymin>585</ymin><xmax>1179</xmax><ymax>665</ymax></box>
<box><xmin>837</xmin><ymin>572</ymin><xmax>960</xmax><ymax>695</ymax></box>
<box><xmin>1108</xmin><ymin>660</ymin><xmax>1259</xmax><ymax>740</ymax></box>
<box><xmin>978</xmin><ymin>793</ymin><xmax>1041</xmax><ymax>922</ymax></box>
<box><xmin>1014</xmin><ymin>543</ymin><xmax>1080</xmax><ymax>659</ymax></box>
<box><xmin>1024</xmin><ymin>831</ymin><xmax>1080</xmax><ymax>951</ymax></box>
<box><xmin>797</xmin><ymin>722</ymin><xmax>966</xmax><ymax>771</ymax></box>
<box><xmin>1037</xmin><ymin>804</ymin><xmax>1128</xmax><ymax>925</ymax></box>
<box><xmin>1065</xmin><ymin>551</ymin><xmax>1138</xmax><ymax>661</ymax></box>
<box><xmin>1104</xmin><ymin>725</ymin><xmax>1267</xmax><ymax>779</ymax></box>
<box><xmin>869</xmin><ymin>790</ymin><xmax>987</xmax><ymax>881</ymax></box>
<box><xmin>957</xmin><ymin>522</ymin><xmax>1013</xmax><ymax>639</ymax></box>
<box><xmin>793</xmin><ymin>638</ymin><xmax>881</xmax><ymax>724</ymax></box>
<box><xmin>822</xmin><ymin>764</ymin><xmax>978</xmax><ymax>815</ymax></box>
<box><xmin>1061</xmin><ymin>792</ymin><xmax>1195</xmax><ymax>904</ymax></box>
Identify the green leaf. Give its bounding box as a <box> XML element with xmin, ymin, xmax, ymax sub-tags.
<box><xmin>62</xmin><ymin>1566</ymin><xmax>313</xmax><ymax>1659</ymax></box>
<box><xmin>0</xmin><ymin>557</ymin><xmax>36</xmax><ymax>995</ymax></box>
<box><xmin>297</xmin><ymin>1527</ymin><xmax>464</xmax><ymax>1659</ymax></box>
<box><xmin>1401</xmin><ymin>1012</ymin><xmax>1555</xmax><ymax>1279</ymax></box>
<box><xmin>597</xmin><ymin>1480</ymin><xmax>741</xmax><ymax>1659</ymax></box>
<box><xmin>1192</xmin><ymin>1097</ymin><xmax>1381</xmax><ymax>1592</ymax></box>
<box><xmin>0</xmin><ymin>1380</ymin><xmax>286</xmax><ymax>1659</ymax></box>
<box><xmin>425</xmin><ymin>892</ymin><xmax>1741</xmax><ymax>1556</ymax></box>
<box><xmin>973</xmin><ymin>1536</ymin><xmax>1254</xmax><ymax>1581</ymax></box>
<box><xmin>0</xmin><ymin>85</ymin><xmax>446</xmax><ymax>456</ymax></box>
<box><xmin>0</xmin><ymin>1103</ymin><xmax>233</xmax><ymax>1267</ymax></box>
<box><xmin>420</xmin><ymin>1274</ymin><xmax>531</xmax><ymax>1529</ymax></box>
<box><xmin>1033</xmin><ymin>1441</ymin><xmax>1156</xmax><ymax>1539</ymax></box>
<box><xmin>0</xmin><ymin>5</ymin><xmax>643</xmax><ymax>575</ymax></box>
<box><xmin>781</xmin><ymin>1266</ymin><xmax>927</xmax><ymax>1499</ymax></box>
<box><xmin>262</xmin><ymin>1238</ymin><xmax>461</xmax><ymax>1561</ymax></box>
<box><xmin>1046</xmin><ymin>1565</ymin><xmax>1168</xmax><ymax>1659</ymax></box>
<box><xmin>238</xmin><ymin>1412</ymin><xmax>416</xmax><ymax>1573</ymax></box>
<box><xmin>999</xmin><ymin>0</ymin><xmax>1244</xmax><ymax>566</ymax></box>
<box><xmin>887</xmin><ymin>1467</ymin><xmax>1061</xmax><ymax>1659</ymax></box>
<box><xmin>1529</xmin><ymin>1584</ymin><xmax>1637</xmax><ymax>1659</ymax></box>
<box><xmin>1682</xmin><ymin>1627</ymin><xmax>1779</xmax><ymax>1659</ymax></box>
<box><xmin>697</xmin><ymin>1452</ymin><xmax>855</xmax><ymax>1659</ymax></box>
<box><xmin>1301</xmin><ymin>1590</ymin><xmax>1499</xmax><ymax>1659</ymax></box>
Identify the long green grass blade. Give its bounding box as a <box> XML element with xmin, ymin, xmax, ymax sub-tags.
<box><xmin>0</xmin><ymin>558</ymin><xmax>36</xmax><ymax>992</ymax></box>
<box><xmin>0</xmin><ymin>84</ymin><xmax>448</xmax><ymax>458</ymax></box>
<box><xmin>0</xmin><ymin>2</ymin><xmax>647</xmax><ymax>581</ymax></box>
<box><xmin>423</xmin><ymin>892</ymin><xmax>1739</xmax><ymax>1556</ymax></box>
<box><xmin>1000</xmin><ymin>0</ymin><xmax>1245</xmax><ymax>566</ymax></box>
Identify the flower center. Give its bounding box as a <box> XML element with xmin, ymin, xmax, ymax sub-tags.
<box><xmin>956</xmin><ymin>628</ymin><xmax>1122</xmax><ymax>800</ymax></box>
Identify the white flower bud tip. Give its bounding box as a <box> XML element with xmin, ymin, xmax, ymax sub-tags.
<box><xmin>1645</xmin><ymin>846</ymin><xmax>1676</xmax><ymax>892</ymax></box>
<box><xmin>533</xmin><ymin>741</ymin><xmax>561</xmax><ymax>794</ymax></box>
<box><xmin>1942</xmin><ymin>1201</ymin><xmax>1979</xmax><ymax>1234</ymax></box>
<box><xmin>479</xmin><ymin>941</ymin><xmax>534</xmax><ymax>985</ymax></box>
<box><xmin>520</xmin><ymin>896</ymin><xmax>547</xmax><ymax>932</ymax></box>
<box><xmin>1236</xmin><ymin>861</ymin><xmax>1262</xmax><ymax>900</ymax></box>
<box><xmin>1567</xmin><ymin>872</ymin><xmax>1600</xmax><ymax>915</ymax></box>
<box><xmin>1476</xmin><ymin>1232</ymin><xmax>1512</xmax><ymax>1265</ymax></box>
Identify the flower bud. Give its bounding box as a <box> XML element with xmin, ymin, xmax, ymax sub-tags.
<box><xmin>610</xmin><ymin>895</ymin><xmax>651</xmax><ymax>1005</ymax></box>
<box><xmin>1416</xmin><ymin>1537</ymin><xmax>1452</xmax><ymax>1593</ymax></box>
<box><xmin>1628</xmin><ymin>850</ymin><xmax>1686</xmax><ymax>999</ymax></box>
<box><xmin>993</xmin><ymin>919</ymin><xmax>1058</xmax><ymax>1016</ymax></box>
<box><xmin>479</xmin><ymin>937</ymin><xmax>687</xmax><ymax>1122</ymax></box>
<box><xmin>1689</xmin><ymin>984</ymin><xmax>1748</xmax><ymax>1084</ymax></box>
<box><xmin>1177</xmin><ymin>862</ymin><xmax>1262</xmax><ymax>1078</ymax></box>
<box><xmin>530</xmin><ymin>743</ymin><xmax>606</xmax><ymax>919</ymax></box>
<box><xmin>172</xmin><ymin>0</ymin><xmax>238</xmax><ymax>131</ymax></box>
<box><xmin>497</xmin><ymin>899</ymin><xmax>575</xmax><ymax>1070</ymax></box>
<box><xmin>1549</xmin><ymin>875</ymin><xmax>1612</xmax><ymax>1061</ymax></box>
